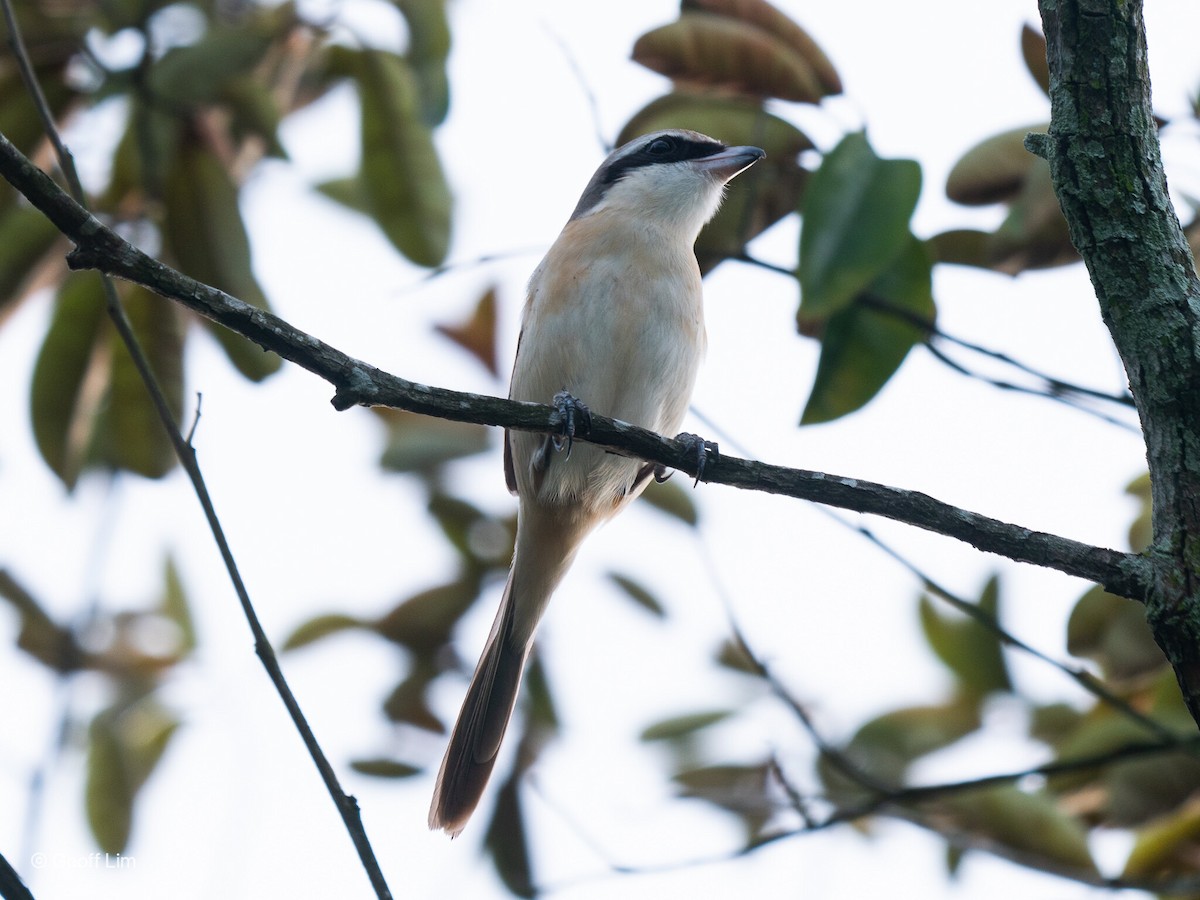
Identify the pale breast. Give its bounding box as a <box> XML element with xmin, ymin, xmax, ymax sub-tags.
<box><xmin>508</xmin><ymin>213</ymin><xmax>707</xmax><ymax>512</ymax></box>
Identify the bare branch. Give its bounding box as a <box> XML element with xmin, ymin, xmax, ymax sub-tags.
<box><xmin>0</xmin><ymin>127</ymin><xmax>1150</xmax><ymax>602</ymax></box>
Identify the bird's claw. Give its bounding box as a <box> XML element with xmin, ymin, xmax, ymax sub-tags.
<box><xmin>550</xmin><ymin>390</ymin><xmax>591</xmax><ymax>459</ymax></box>
<box><xmin>674</xmin><ymin>432</ymin><xmax>718</xmax><ymax>486</ymax></box>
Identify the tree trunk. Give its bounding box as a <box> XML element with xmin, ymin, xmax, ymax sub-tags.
<box><xmin>1036</xmin><ymin>0</ymin><xmax>1200</xmax><ymax>725</ymax></box>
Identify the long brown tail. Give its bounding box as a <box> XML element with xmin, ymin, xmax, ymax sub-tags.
<box><xmin>428</xmin><ymin>573</ymin><xmax>529</xmax><ymax>836</ymax></box>
<box><xmin>429</xmin><ymin>502</ymin><xmax>592</xmax><ymax>835</ymax></box>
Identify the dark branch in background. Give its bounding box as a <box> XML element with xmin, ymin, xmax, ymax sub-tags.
<box><xmin>692</xmin><ymin>410</ymin><xmax>1174</xmax><ymax>751</ymax></box>
<box><xmin>852</xmin><ymin>521</ymin><xmax>1179</xmax><ymax>740</ymax></box>
<box><xmin>548</xmin><ymin>612</ymin><xmax>1200</xmax><ymax>893</ymax></box>
<box><xmin>0</xmin><ymin>7</ymin><xmax>394</xmax><ymax>898</ymax></box>
<box><xmin>0</xmin><ymin>849</ymin><xmax>36</xmax><ymax>900</ymax></box>
<box><xmin>0</xmin><ymin>131</ymin><xmax>1151</xmax><ymax>603</ymax></box>
<box><xmin>736</xmin><ymin>252</ymin><xmax>1139</xmax><ymax>428</ymax></box>
<box><xmin>539</xmin><ymin>681</ymin><xmax>1200</xmax><ymax>897</ymax></box>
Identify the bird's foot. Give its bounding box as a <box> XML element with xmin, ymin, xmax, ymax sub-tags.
<box><xmin>673</xmin><ymin>432</ymin><xmax>719</xmax><ymax>486</ymax></box>
<box><xmin>549</xmin><ymin>390</ymin><xmax>591</xmax><ymax>459</ymax></box>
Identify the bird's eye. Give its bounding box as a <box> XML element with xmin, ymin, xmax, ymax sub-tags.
<box><xmin>646</xmin><ymin>137</ymin><xmax>674</xmax><ymax>156</ymax></box>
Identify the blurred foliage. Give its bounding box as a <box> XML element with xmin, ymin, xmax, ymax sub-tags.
<box><xmin>0</xmin><ymin>556</ymin><xmax>194</xmax><ymax>851</ymax></box>
<box><xmin>4</xmin><ymin>0</ymin><xmax>1200</xmax><ymax>895</ymax></box>
<box><xmin>1</xmin><ymin>0</ymin><xmax>456</xmax><ymax>486</ymax></box>
<box><xmin>647</xmin><ymin>474</ymin><xmax>1200</xmax><ymax>884</ymax></box>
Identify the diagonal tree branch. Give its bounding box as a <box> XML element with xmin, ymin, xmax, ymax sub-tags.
<box><xmin>0</xmin><ymin>128</ymin><xmax>1150</xmax><ymax>602</ymax></box>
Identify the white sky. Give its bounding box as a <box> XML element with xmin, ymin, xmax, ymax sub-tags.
<box><xmin>2</xmin><ymin>0</ymin><xmax>1199</xmax><ymax>898</ymax></box>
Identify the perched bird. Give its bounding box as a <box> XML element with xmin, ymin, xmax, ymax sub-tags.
<box><xmin>429</xmin><ymin>130</ymin><xmax>765</xmax><ymax>836</ymax></box>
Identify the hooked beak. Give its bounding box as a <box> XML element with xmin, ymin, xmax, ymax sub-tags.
<box><xmin>695</xmin><ymin>145</ymin><xmax>766</xmax><ymax>181</ymax></box>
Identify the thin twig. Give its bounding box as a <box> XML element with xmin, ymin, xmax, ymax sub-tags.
<box><xmin>734</xmin><ymin>251</ymin><xmax>1139</xmax><ymax>425</ymax></box>
<box><xmin>538</xmin><ymin>734</ymin><xmax>1200</xmax><ymax>895</ymax></box>
<box><xmin>0</xmin><ymin>850</ymin><xmax>36</xmax><ymax>900</ymax></box>
<box><xmin>852</xmin><ymin>520</ymin><xmax>1180</xmax><ymax>741</ymax></box>
<box><xmin>0</xmin><ymin>6</ymin><xmax>393</xmax><ymax>897</ymax></box>
<box><xmin>921</xmin><ymin>339</ymin><xmax>1140</xmax><ymax>432</ymax></box>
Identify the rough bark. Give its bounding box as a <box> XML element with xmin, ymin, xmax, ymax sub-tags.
<box><xmin>1035</xmin><ymin>0</ymin><xmax>1200</xmax><ymax>725</ymax></box>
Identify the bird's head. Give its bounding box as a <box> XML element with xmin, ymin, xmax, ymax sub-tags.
<box><xmin>569</xmin><ymin>130</ymin><xmax>765</xmax><ymax>238</ymax></box>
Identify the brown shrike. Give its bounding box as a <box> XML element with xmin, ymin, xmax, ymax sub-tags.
<box><xmin>429</xmin><ymin>130</ymin><xmax>765</xmax><ymax>835</ymax></box>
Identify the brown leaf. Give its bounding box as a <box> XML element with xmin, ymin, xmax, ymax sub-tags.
<box><xmin>683</xmin><ymin>0</ymin><xmax>841</xmax><ymax>94</ymax></box>
<box><xmin>1021</xmin><ymin>24</ymin><xmax>1050</xmax><ymax>97</ymax></box>
<box><xmin>945</xmin><ymin>125</ymin><xmax>1046</xmax><ymax>206</ymax></box>
<box><xmin>634</xmin><ymin>13</ymin><xmax>827</xmax><ymax>103</ymax></box>
<box><xmin>434</xmin><ymin>286</ymin><xmax>499</xmax><ymax>376</ymax></box>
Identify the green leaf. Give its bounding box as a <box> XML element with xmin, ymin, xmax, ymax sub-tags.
<box><xmin>376</xmin><ymin>408</ymin><xmax>490</xmax><ymax>472</ymax></box>
<box><xmin>1123</xmin><ymin>800</ymin><xmax>1200</xmax><ymax>878</ymax></box>
<box><xmin>916</xmin><ymin>575</ymin><xmax>1012</xmax><ymax>701</ymax></box>
<box><xmin>350</xmin><ymin>758</ymin><xmax>423</xmax><ymax>779</ymax></box>
<box><xmin>0</xmin><ymin>67</ymin><xmax>75</xmax><ymax>159</ymax></box>
<box><xmin>159</xmin><ymin>555</ymin><xmax>196</xmax><ymax>655</ymax></box>
<box><xmin>162</xmin><ymin>138</ymin><xmax>281</xmax><ymax>381</ymax></box>
<box><xmin>0</xmin><ymin>205</ymin><xmax>61</xmax><ymax>315</ymax></box>
<box><xmin>382</xmin><ymin>672</ymin><xmax>444</xmax><ymax>732</ymax></box>
<box><xmin>0</xmin><ymin>569</ymin><xmax>79</xmax><ymax>672</ymax></box>
<box><xmin>97</xmin><ymin>285</ymin><xmax>185</xmax><ymax>479</ymax></box>
<box><xmin>822</xmin><ymin>700</ymin><xmax>980</xmax><ymax>799</ymax></box>
<box><xmin>640</xmin><ymin>709</ymin><xmax>732</xmax><ymax>741</ymax></box>
<box><xmin>987</xmin><ymin>157</ymin><xmax>1076</xmax><ymax>273</ymax></box>
<box><xmin>1028</xmin><ymin>702</ymin><xmax>1083</xmax><ymax>746</ymax></box>
<box><xmin>1126</xmin><ymin>472</ymin><xmax>1152</xmax><ymax>552</ymax></box>
<box><xmin>102</xmin><ymin>101</ymin><xmax>180</xmax><ymax>203</ymax></box>
<box><xmin>350</xmin><ymin>47</ymin><xmax>452</xmax><ymax>267</ymax></box>
<box><xmin>86</xmin><ymin>699</ymin><xmax>180</xmax><ymax>853</ymax></box>
<box><xmin>147</xmin><ymin>24</ymin><xmax>275</xmax><ymax>106</ymax></box>
<box><xmin>801</xmin><ymin>236</ymin><xmax>933</xmax><ymax>423</ymax></box>
<box><xmin>281</xmin><ymin>613</ymin><xmax>366</xmax><ymax>651</ymax></box>
<box><xmin>427</xmin><ymin>493</ymin><xmax>487</xmax><ymax>558</ymax></box>
<box><xmin>397</xmin><ymin>0</ymin><xmax>452</xmax><ymax>125</ymax></box>
<box><xmin>315</xmin><ymin>176</ymin><xmax>370</xmax><ymax>215</ymax></box>
<box><xmin>608</xmin><ymin>572</ymin><xmax>667</xmax><ymax>618</ymax></box>
<box><xmin>798</xmin><ymin>132</ymin><xmax>921</xmax><ymax>328</ymax></box>
<box><xmin>926</xmin><ymin>228</ymin><xmax>993</xmax><ymax>269</ymax></box>
<box><xmin>29</xmin><ymin>274</ymin><xmax>109</xmax><ymax>488</ymax></box>
<box><xmin>945</xmin><ymin>787</ymin><xmax>1095</xmax><ymax>873</ymax></box>
<box><xmin>222</xmin><ymin>77</ymin><xmax>287</xmax><ymax>158</ymax></box>
<box><xmin>714</xmin><ymin>637</ymin><xmax>763</xmax><ymax>677</ymax></box>
<box><xmin>639</xmin><ymin>475</ymin><xmax>699</xmax><ymax>525</ymax></box>
<box><xmin>86</xmin><ymin>711</ymin><xmax>133</xmax><ymax>854</ymax></box>
<box><xmin>485</xmin><ymin>773</ymin><xmax>535</xmax><ymax>898</ymax></box>
<box><xmin>523</xmin><ymin>653</ymin><xmax>560</xmax><ymax>732</ymax></box>
<box><xmin>672</xmin><ymin>762</ymin><xmax>774</xmax><ymax>836</ymax></box>
<box><xmin>1066</xmin><ymin>585</ymin><xmax>1163</xmax><ymax>680</ymax></box>
<box><xmin>373</xmin><ymin>580</ymin><xmax>480</xmax><ymax>652</ymax></box>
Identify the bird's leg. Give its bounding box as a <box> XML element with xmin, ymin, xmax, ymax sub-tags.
<box><xmin>673</xmin><ymin>432</ymin><xmax>719</xmax><ymax>486</ymax></box>
<box><xmin>549</xmin><ymin>390</ymin><xmax>591</xmax><ymax>459</ymax></box>
<box><xmin>531</xmin><ymin>391</ymin><xmax>592</xmax><ymax>479</ymax></box>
